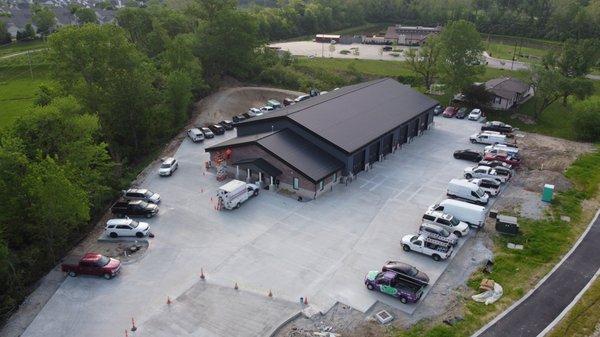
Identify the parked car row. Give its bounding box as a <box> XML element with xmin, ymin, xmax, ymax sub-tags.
<box><xmin>64</xmin><ymin>184</ymin><xmax>166</xmax><ymax>280</ymax></box>
<box><xmin>187</xmin><ymin>121</ymin><xmax>234</xmax><ymax>143</ymax></box>
<box><xmin>372</xmin><ymin>126</ymin><xmax>523</xmax><ymax>300</ymax></box>
<box><xmin>439</xmin><ymin>105</ymin><xmax>485</xmax><ymax>121</ymax></box>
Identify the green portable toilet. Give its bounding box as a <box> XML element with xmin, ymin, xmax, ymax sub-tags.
<box><xmin>542</xmin><ymin>184</ymin><xmax>554</xmax><ymax>202</ymax></box>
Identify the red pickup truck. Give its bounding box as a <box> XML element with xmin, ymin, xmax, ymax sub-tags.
<box><xmin>61</xmin><ymin>253</ymin><xmax>121</xmax><ymax>280</ymax></box>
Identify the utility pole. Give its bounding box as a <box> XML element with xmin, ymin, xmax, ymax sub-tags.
<box><xmin>27</xmin><ymin>51</ymin><xmax>33</xmax><ymax>79</ymax></box>
<box><xmin>511</xmin><ymin>40</ymin><xmax>517</xmax><ymax>70</ymax></box>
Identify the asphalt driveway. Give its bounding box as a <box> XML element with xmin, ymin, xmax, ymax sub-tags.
<box><xmin>474</xmin><ymin>211</ymin><xmax>600</xmax><ymax>337</ymax></box>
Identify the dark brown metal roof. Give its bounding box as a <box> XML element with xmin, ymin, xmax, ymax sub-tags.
<box><xmin>239</xmin><ymin>78</ymin><xmax>438</xmax><ymax>153</ymax></box>
<box><xmin>206</xmin><ymin>130</ymin><xmax>343</xmax><ymax>183</ymax></box>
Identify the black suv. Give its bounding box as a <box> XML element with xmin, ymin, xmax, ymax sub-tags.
<box><xmin>208</xmin><ymin>124</ymin><xmax>225</xmax><ymax>135</ymax></box>
<box><xmin>453</xmin><ymin>149</ymin><xmax>483</xmax><ymax>162</ymax></box>
<box><xmin>111</xmin><ymin>200</ymin><xmax>159</xmax><ymax>218</ymax></box>
<box><xmin>481</xmin><ymin>121</ymin><xmax>513</xmax><ymax>133</ymax></box>
<box><xmin>219</xmin><ymin>120</ymin><xmax>234</xmax><ymax>130</ymax></box>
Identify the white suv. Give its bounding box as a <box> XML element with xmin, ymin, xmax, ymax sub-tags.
<box><xmin>105</xmin><ymin>218</ymin><xmax>150</xmax><ymax>238</ymax></box>
<box><xmin>187</xmin><ymin>128</ymin><xmax>205</xmax><ymax>142</ymax></box>
<box><xmin>422</xmin><ymin>210</ymin><xmax>470</xmax><ymax>237</ymax></box>
<box><xmin>159</xmin><ymin>157</ymin><xmax>178</xmax><ymax>176</ymax></box>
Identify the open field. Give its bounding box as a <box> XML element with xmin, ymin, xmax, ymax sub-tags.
<box><xmin>0</xmin><ymin>40</ymin><xmax>47</xmax><ymax>58</ymax></box>
<box><xmin>482</xmin><ymin>34</ymin><xmax>559</xmax><ymax>63</ymax></box>
<box><xmin>0</xmin><ymin>46</ymin><xmax>51</xmax><ymax>128</ymax></box>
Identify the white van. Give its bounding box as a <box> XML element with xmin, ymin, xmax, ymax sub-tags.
<box><xmin>484</xmin><ymin>144</ymin><xmax>519</xmax><ymax>157</ymax></box>
<box><xmin>428</xmin><ymin>199</ymin><xmax>487</xmax><ymax>228</ymax></box>
<box><xmin>470</xmin><ymin>132</ymin><xmax>507</xmax><ymax>145</ymax></box>
<box><xmin>447</xmin><ymin>179</ymin><xmax>489</xmax><ymax>205</ymax></box>
<box><xmin>217</xmin><ymin>180</ymin><xmax>259</xmax><ymax>210</ymax></box>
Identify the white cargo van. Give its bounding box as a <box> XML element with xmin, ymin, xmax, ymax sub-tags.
<box><xmin>447</xmin><ymin>179</ymin><xmax>489</xmax><ymax>205</ymax></box>
<box><xmin>428</xmin><ymin>199</ymin><xmax>487</xmax><ymax>228</ymax></box>
<box><xmin>217</xmin><ymin>180</ymin><xmax>259</xmax><ymax>210</ymax></box>
<box><xmin>470</xmin><ymin>132</ymin><xmax>507</xmax><ymax>145</ymax></box>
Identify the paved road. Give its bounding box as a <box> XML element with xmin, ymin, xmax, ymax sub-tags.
<box><xmin>475</xmin><ymin>211</ymin><xmax>600</xmax><ymax>337</ymax></box>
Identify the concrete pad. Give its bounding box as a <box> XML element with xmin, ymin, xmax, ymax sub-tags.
<box><xmin>21</xmin><ymin>117</ymin><xmax>489</xmax><ymax>337</ymax></box>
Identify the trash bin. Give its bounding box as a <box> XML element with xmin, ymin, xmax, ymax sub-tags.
<box><xmin>495</xmin><ymin>215</ymin><xmax>519</xmax><ymax>235</ymax></box>
<box><xmin>542</xmin><ymin>184</ymin><xmax>555</xmax><ymax>202</ymax></box>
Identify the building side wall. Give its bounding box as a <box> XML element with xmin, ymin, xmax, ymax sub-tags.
<box><xmin>210</xmin><ymin>144</ymin><xmax>340</xmax><ymax>200</ymax></box>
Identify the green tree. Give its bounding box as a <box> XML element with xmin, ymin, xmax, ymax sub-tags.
<box><xmin>0</xmin><ymin>21</ymin><xmax>11</xmax><ymax>45</ymax></box>
<box><xmin>572</xmin><ymin>97</ymin><xmax>600</xmax><ymax>142</ymax></box>
<box><xmin>23</xmin><ymin>157</ymin><xmax>89</xmax><ymax>261</ymax></box>
<box><xmin>195</xmin><ymin>8</ymin><xmax>261</xmax><ymax>79</ymax></box>
<box><xmin>31</xmin><ymin>5</ymin><xmax>56</xmax><ymax>37</ymax></box>
<box><xmin>75</xmin><ymin>8</ymin><xmax>98</xmax><ymax>24</ymax></box>
<box><xmin>16</xmin><ymin>24</ymin><xmax>36</xmax><ymax>41</ymax></box>
<box><xmin>404</xmin><ymin>35</ymin><xmax>441</xmax><ymax>89</ymax></box>
<box><xmin>47</xmin><ymin>24</ymin><xmax>161</xmax><ymax>159</ymax></box>
<box><xmin>164</xmin><ymin>70</ymin><xmax>193</xmax><ymax>129</ymax></box>
<box><xmin>437</xmin><ymin>20</ymin><xmax>485</xmax><ymax>95</ymax></box>
<box><xmin>530</xmin><ymin>66</ymin><xmax>564</xmax><ymax>119</ymax></box>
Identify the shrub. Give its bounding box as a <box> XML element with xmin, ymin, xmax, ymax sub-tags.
<box><xmin>572</xmin><ymin>97</ymin><xmax>600</xmax><ymax>142</ymax></box>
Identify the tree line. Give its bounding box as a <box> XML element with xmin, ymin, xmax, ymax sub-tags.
<box><xmin>0</xmin><ymin>0</ymin><xmax>281</xmax><ymax>324</ymax></box>
<box><xmin>248</xmin><ymin>0</ymin><xmax>600</xmax><ymax>42</ymax></box>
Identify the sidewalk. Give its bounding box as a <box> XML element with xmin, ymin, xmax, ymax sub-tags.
<box><xmin>474</xmin><ymin>210</ymin><xmax>600</xmax><ymax>337</ymax></box>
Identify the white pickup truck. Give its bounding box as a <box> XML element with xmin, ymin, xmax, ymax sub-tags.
<box><xmin>401</xmin><ymin>235</ymin><xmax>453</xmax><ymax>261</ymax></box>
<box><xmin>217</xmin><ymin>180</ymin><xmax>259</xmax><ymax>210</ymax></box>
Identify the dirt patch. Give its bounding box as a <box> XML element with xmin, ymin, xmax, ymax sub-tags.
<box><xmin>193</xmin><ymin>86</ymin><xmax>304</xmax><ymax>127</ymax></box>
<box><xmin>517</xmin><ymin>132</ymin><xmax>592</xmax><ymax>172</ymax></box>
<box><xmin>489</xmin><ymin>132</ymin><xmax>594</xmax><ymax>219</ymax></box>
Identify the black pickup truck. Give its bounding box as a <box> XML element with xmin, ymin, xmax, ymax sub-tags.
<box><xmin>111</xmin><ymin>200</ymin><xmax>158</xmax><ymax>218</ymax></box>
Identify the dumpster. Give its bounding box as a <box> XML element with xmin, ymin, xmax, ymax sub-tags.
<box><xmin>542</xmin><ymin>184</ymin><xmax>555</xmax><ymax>202</ymax></box>
<box><xmin>495</xmin><ymin>215</ymin><xmax>519</xmax><ymax>235</ymax></box>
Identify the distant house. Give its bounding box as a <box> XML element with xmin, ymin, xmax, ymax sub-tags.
<box><xmin>384</xmin><ymin>24</ymin><xmax>442</xmax><ymax>46</ymax></box>
<box><xmin>484</xmin><ymin>77</ymin><xmax>534</xmax><ymax>110</ymax></box>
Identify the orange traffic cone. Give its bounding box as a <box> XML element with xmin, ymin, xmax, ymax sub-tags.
<box><xmin>234</xmin><ymin>282</ymin><xmax>239</xmax><ymax>290</ymax></box>
<box><xmin>268</xmin><ymin>289</ymin><xmax>273</xmax><ymax>298</ymax></box>
<box><xmin>303</xmin><ymin>296</ymin><xmax>308</xmax><ymax>305</ymax></box>
<box><xmin>200</xmin><ymin>268</ymin><xmax>205</xmax><ymax>280</ymax></box>
<box><xmin>131</xmin><ymin>317</ymin><xmax>137</xmax><ymax>331</ymax></box>
<box><xmin>167</xmin><ymin>296</ymin><xmax>172</xmax><ymax>305</ymax></box>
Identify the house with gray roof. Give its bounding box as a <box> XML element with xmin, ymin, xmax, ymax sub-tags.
<box><xmin>206</xmin><ymin>78</ymin><xmax>438</xmax><ymax>199</ymax></box>
<box><xmin>484</xmin><ymin>77</ymin><xmax>534</xmax><ymax>110</ymax></box>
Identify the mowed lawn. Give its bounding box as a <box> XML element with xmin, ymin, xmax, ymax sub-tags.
<box><xmin>0</xmin><ymin>65</ymin><xmax>51</xmax><ymax>128</ymax></box>
<box><xmin>0</xmin><ymin>40</ymin><xmax>47</xmax><ymax>57</ymax></box>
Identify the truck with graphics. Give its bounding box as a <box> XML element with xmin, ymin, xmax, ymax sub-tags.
<box><xmin>364</xmin><ymin>270</ymin><xmax>424</xmax><ymax>304</ymax></box>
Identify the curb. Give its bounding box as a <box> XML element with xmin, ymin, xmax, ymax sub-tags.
<box><xmin>472</xmin><ymin>208</ymin><xmax>600</xmax><ymax>337</ymax></box>
<box><xmin>268</xmin><ymin>311</ymin><xmax>303</xmax><ymax>337</ymax></box>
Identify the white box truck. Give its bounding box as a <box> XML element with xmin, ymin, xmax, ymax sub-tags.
<box><xmin>447</xmin><ymin>179</ymin><xmax>489</xmax><ymax>205</ymax></box>
<box><xmin>470</xmin><ymin>132</ymin><xmax>507</xmax><ymax>145</ymax></box>
<box><xmin>428</xmin><ymin>199</ymin><xmax>487</xmax><ymax>229</ymax></box>
<box><xmin>217</xmin><ymin>180</ymin><xmax>259</xmax><ymax>210</ymax></box>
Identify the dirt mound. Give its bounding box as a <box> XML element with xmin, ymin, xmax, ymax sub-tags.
<box><xmin>193</xmin><ymin>86</ymin><xmax>304</xmax><ymax>127</ymax></box>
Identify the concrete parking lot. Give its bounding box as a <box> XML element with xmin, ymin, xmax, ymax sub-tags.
<box><xmin>21</xmin><ymin>116</ymin><xmax>485</xmax><ymax>337</ymax></box>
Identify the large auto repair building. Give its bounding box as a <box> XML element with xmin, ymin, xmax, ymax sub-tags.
<box><xmin>206</xmin><ymin>78</ymin><xmax>438</xmax><ymax>199</ymax></box>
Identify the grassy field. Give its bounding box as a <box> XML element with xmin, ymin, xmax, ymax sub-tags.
<box><xmin>548</xmin><ymin>276</ymin><xmax>600</xmax><ymax>337</ymax></box>
<box><xmin>296</xmin><ymin>57</ymin><xmax>530</xmax><ymax>82</ymax></box>
<box><xmin>482</xmin><ymin>34</ymin><xmax>559</xmax><ymax>63</ymax></box>
<box><xmin>0</xmin><ymin>40</ymin><xmax>47</xmax><ymax>57</ymax></box>
<box><xmin>0</xmin><ymin>50</ymin><xmax>51</xmax><ymax>128</ymax></box>
<box><xmin>394</xmin><ymin>147</ymin><xmax>600</xmax><ymax>337</ymax></box>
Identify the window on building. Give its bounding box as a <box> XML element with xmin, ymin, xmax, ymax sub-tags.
<box><xmin>333</xmin><ymin>172</ymin><xmax>337</xmax><ymax>182</ymax></box>
<box><xmin>319</xmin><ymin>180</ymin><xmax>324</xmax><ymax>191</ymax></box>
<box><xmin>293</xmin><ymin>177</ymin><xmax>299</xmax><ymax>190</ymax></box>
